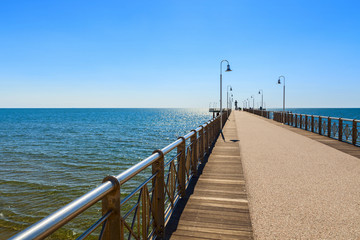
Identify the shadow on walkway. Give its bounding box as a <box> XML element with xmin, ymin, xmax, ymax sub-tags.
<box><xmin>164</xmin><ymin>137</ymin><xmax>215</xmax><ymax>239</ymax></box>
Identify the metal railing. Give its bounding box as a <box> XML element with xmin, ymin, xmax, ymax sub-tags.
<box><xmin>244</xmin><ymin>108</ymin><xmax>359</xmax><ymax>147</ymax></box>
<box><xmin>9</xmin><ymin>111</ymin><xmax>230</xmax><ymax>240</ymax></box>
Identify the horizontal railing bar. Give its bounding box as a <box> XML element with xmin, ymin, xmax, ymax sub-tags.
<box><xmin>121</xmin><ymin>173</ymin><xmax>157</xmax><ymax>206</ymax></box>
<box><xmin>9</xmin><ymin>181</ymin><xmax>114</xmax><ymax>240</ymax></box>
<box><xmin>194</xmin><ymin>126</ymin><xmax>202</xmax><ymax>132</ymax></box>
<box><xmin>116</xmin><ymin>153</ymin><xmax>160</xmax><ymax>185</ymax></box>
<box><xmin>164</xmin><ymin>152</ymin><xmax>181</xmax><ymax>168</ymax></box>
<box><xmin>76</xmin><ymin>210</ymin><xmax>112</xmax><ymax>240</ymax></box>
<box><xmin>183</xmin><ymin>131</ymin><xmax>195</xmax><ymax>140</ymax></box>
<box><xmin>122</xmin><ymin>202</ymin><xmax>139</xmax><ymax>220</ymax></box>
<box><xmin>161</xmin><ymin>138</ymin><xmax>183</xmax><ymax>155</ymax></box>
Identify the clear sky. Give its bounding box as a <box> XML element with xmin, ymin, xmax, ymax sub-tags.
<box><xmin>0</xmin><ymin>0</ymin><xmax>359</xmax><ymax>108</ymax></box>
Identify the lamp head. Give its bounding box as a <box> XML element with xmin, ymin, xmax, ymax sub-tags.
<box><xmin>230</xmin><ymin>87</ymin><xmax>232</xmax><ymax>91</ymax></box>
<box><xmin>258</xmin><ymin>91</ymin><xmax>260</xmax><ymax>94</ymax></box>
<box><xmin>278</xmin><ymin>79</ymin><xmax>281</xmax><ymax>84</ymax></box>
<box><xmin>225</xmin><ymin>64</ymin><xmax>232</xmax><ymax>72</ymax></box>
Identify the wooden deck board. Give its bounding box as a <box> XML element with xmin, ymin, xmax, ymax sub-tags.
<box><xmin>165</xmin><ymin>114</ymin><xmax>253</xmax><ymax>239</ymax></box>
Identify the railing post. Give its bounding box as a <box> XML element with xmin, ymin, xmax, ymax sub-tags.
<box><xmin>339</xmin><ymin>118</ymin><xmax>343</xmax><ymax>141</ymax></box>
<box><xmin>151</xmin><ymin>150</ymin><xmax>165</xmax><ymax>238</ymax></box>
<box><xmin>205</xmin><ymin>123</ymin><xmax>209</xmax><ymax>154</ymax></box>
<box><xmin>213</xmin><ymin>118</ymin><xmax>217</xmax><ymax>141</ymax></box>
<box><xmin>295</xmin><ymin>114</ymin><xmax>297</xmax><ymax>128</ymax></box>
<box><xmin>300</xmin><ymin>114</ymin><xmax>302</xmax><ymax>128</ymax></box>
<box><xmin>101</xmin><ymin>176</ymin><xmax>121</xmax><ymax>240</ymax></box>
<box><xmin>190</xmin><ymin>130</ymin><xmax>198</xmax><ymax>176</ymax></box>
<box><xmin>353</xmin><ymin>120</ymin><xmax>357</xmax><ymax>145</ymax></box>
<box><xmin>328</xmin><ymin>117</ymin><xmax>331</xmax><ymax>137</ymax></box>
<box><xmin>311</xmin><ymin>115</ymin><xmax>314</xmax><ymax>132</ymax></box>
<box><xmin>198</xmin><ymin>126</ymin><xmax>204</xmax><ymax>162</ymax></box>
<box><xmin>210</xmin><ymin>120</ymin><xmax>215</xmax><ymax>145</ymax></box>
<box><xmin>319</xmin><ymin>116</ymin><xmax>322</xmax><ymax>135</ymax></box>
<box><xmin>287</xmin><ymin>113</ymin><xmax>290</xmax><ymax>124</ymax></box>
<box><xmin>177</xmin><ymin>137</ymin><xmax>186</xmax><ymax>197</ymax></box>
<box><xmin>305</xmin><ymin>115</ymin><xmax>308</xmax><ymax>130</ymax></box>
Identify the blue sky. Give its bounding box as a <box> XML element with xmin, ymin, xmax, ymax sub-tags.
<box><xmin>0</xmin><ymin>0</ymin><xmax>359</xmax><ymax>108</ymax></box>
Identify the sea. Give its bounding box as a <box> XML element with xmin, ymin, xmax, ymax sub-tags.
<box><xmin>0</xmin><ymin>108</ymin><xmax>359</xmax><ymax>239</ymax></box>
<box><xmin>0</xmin><ymin>108</ymin><xmax>212</xmax><ymax>239</ymax></box>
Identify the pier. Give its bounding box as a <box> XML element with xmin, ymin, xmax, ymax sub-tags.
<box><xmin>8</xmin><ymin>110</ymin><xmax>360</xmax><ymax>240</ymax></box>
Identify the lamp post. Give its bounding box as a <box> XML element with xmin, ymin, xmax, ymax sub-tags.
<box><xmin>258</xmin><ymin>89</ymin><xmax>263</xmax><ymax>110</ymax></box>
<box><xmin>220</xmin><ymin>60</ymin><xmax>232</xmax><ymax>137</ymax></box>
<box><xmin>229</xmin><ymin>94</ymin><xmax>232</xmax><ymax>110</ymax></box>
<box><xmin>277</xmin><ymin>75</ymin><xmax>286</xmax><ymax>123</ymax></box>
<box><xmin>251</xmin><ymin>95</ymin><xmax>254</xmax><ymax>109</ymax></box>
<box><xmin>227</xmin><ymin>85</ymin><xmax>232</xmax><ymax>110</ymax></box>
<box><xmin>247</xmin><ymin>98</ymin><xmax>249</xmax><ymax>109</ymax></box>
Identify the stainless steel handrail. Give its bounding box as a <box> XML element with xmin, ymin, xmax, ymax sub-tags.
<box><xmin>9</xmin><ymin>181</ymin><xmax>115</xmax><ymax>240</ymax></box>
<box><xmin>9</xmin><ymin>113</ymin><xmax>225</xmax><ymax>240</ymax></box>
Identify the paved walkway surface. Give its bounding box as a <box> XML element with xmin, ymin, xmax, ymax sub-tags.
<box><xmin>166</xmin><ymin>113</ymin><xmax>253</xmax><ymax>239</ymax></box>
<box><xmin>235</xmin><ymin>111</ymin><xmax>360</xmax><ymax>239</ymax></box>
<box><xmin>259</xmin><ymin>114</ymin><xmax>360</xmax><ymax>159</ymax></box>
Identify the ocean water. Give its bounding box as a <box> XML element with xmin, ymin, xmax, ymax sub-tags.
<box><xmin>0</xmin><ymin>108</ymin><xmax>212</xmax><ymax>239</ymax></box>
<box><xmin>268</xmin><ymin>108</ymin><xmax>360</xmax><ymax>120</ymax></box>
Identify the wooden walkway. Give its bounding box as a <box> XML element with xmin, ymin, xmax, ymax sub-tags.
<box><xmin>165</xmin><ymin>113</ymin><xmax>253</xmax><ymax>239</ymax></box>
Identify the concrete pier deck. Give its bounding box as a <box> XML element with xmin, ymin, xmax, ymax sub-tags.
<box><xmin>235</xmin><ymin>111</ymin><xmax>360</xmax><ymax>239</ymax></box>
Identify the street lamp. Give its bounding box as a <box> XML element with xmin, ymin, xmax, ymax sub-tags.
<box><xmin>227</xmin><ymin>85</ymin><xmax>232</xmax><ymax>110</ymax></box>
<box><xmin>258</xmin><ymin>89</ymin><xmax>263</xmax><ymax>110</ymax></box>
<box><xmin>251</xmin><ymin>95</ymin><xmax>254</xmax><ymax>109</ymax></box>
<box><xmin>220</xmin><ymin>60</ymin><xmax>232</xmax><ymax>138</ymax></box>
<box><xmin>247</xmin><ymin>98</ymin><xmax>249</xmax><ymax>109</ymax></box>
<box><xmin>277</xmin><ymin>75</ymin><xmax>286</xmax><ymax>123</ymax></box>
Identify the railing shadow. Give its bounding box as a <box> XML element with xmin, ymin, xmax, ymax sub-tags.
<box><xmin>164</xmin><ymin>136</ymin><xmax>216</xmax><ymax>240</ymax></box>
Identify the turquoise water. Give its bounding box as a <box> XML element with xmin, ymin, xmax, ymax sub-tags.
<box><xmin>0</xmin><ymin>108</ymin><xmax>212</xmax><ymax>239</ymax></box>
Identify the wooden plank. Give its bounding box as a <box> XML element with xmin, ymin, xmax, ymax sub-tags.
<box><xmin>165</xmin><ymin>112</ymin><xmax>253</xmax><ymax>239</ymax></box>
